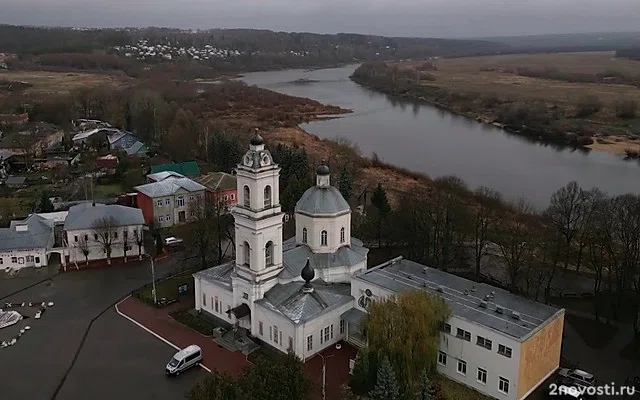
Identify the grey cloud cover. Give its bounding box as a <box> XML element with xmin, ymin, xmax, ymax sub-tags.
<box><xmin>1</xmin><ymin>0</ymin><xmax>639</xmax><ymax>37</ymax></box>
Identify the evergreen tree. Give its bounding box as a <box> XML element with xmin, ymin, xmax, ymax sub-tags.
<box><xmin>155</xmin><ymin>233</ymin><xmax>164</xmax><ymax>256</ymax></box>
<box><xmin>281</xmin><ymin>175</ymin><xmax>301</xmax><ymax>213</ymax></box>
<box><xmin>338</xmin><ymin>166</ymin><xmax>354</xmax><ymax>202</ymax></box>
<box><xmin>369</xmin><ymin>356</ymin><xmax>400</xmax><ymax>400</ymax></box>
<box><xmin>38</xmin><ymin>192</ymin><xmax>54</xmax><ymax>213</ymax></box>
<box><xmin>417</xmin><ymin>369</ymin><xmax>432</xmax><ymax>400</ymax></box>
<box><xmin>371</xmin><ymin>183</ymin><xmax>391</xmax><ymax>247</ymax></box>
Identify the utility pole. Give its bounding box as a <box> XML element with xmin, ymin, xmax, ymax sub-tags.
<box><xmin>318</xmin><ymin>353</ymin><xmax>335</xmax><ymax>400</ymax></box>
<box><xmin>150</xmin><ymin>254</ymin><xmax>158</xmax><ymax>305</ymax></box>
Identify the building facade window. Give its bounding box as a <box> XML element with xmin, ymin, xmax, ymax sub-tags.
<box><xmin>259</xmin><ymin>321</ymin><xmax>263</xmax><ymax>336</ymax></box>
<box><xmin>443</xmin><ymin>323</ymin><xmax>451</xmax><ymax>334</ymax></box>
<box><xmin>307</xmin><ymin>335</ymin><xmax>313</xmax><ymax>351</ymax></box>
<box><xmin>26</xmin><ymin>256</ymin><xmax>33</xmax><ymax>262</ymax></box>
<box><xmin>302</xmin><ymin>228</ymin><xmax>308</xmax><ymax>244</ymax></box>
<box><xmin>156</xmin><ymin>199</ymin><xmax>162</xmax><ymax>207</ymax></box>
<box><xmin>457</xmin><ymin>359</ymin><xmax>467</xmax><ymax>375</ymax></box>
<box><xmin>340</xmin><ymin>227</ymin><xmax>345</xmax><ymax>243</ymax></box>
<box><xmin>438</xmin><ymin>351</ymin><xmax>447</xmax><ymax>366</ymax></box>
<box><xmin>158</xmin><ymin>216</ymin><xmax>164</xmax><ymax>222</ymax></box>
<box><xmin>499</xmin><ymin>377</ymin><xmax>509</xmax><ymax>394</ymax></box>
<box><xmin>288</xmin><ymin>337</ymin><xmax>293</xmax><ymax>351</ymax></box>
<box><xmin>11</xmin><ymin>257</ymin><xmax>17</xmax><ymax>263</ymax></box>
<box><xmin>177</xmin><ymin>196</ymin><xmax>185</xmax><ymax>207</ymax></box>
<box><xmin>498</xmin><ymin>344</ymin><xmax>512</xmax><ymax>358</ymax></box>
<box><xmin>477</xmin><ymin>368</ymin><xmax>487</xmax><ymax>384</ymax></box>
<box><xmin>202</xmin><ymin>293</ymin><xmax>206</xmax><ymax>307</ymax></box>
<box><xmin>330</xmin><ymin>324</ymin><xmax>334</xmax><ymax>339</ymax></box>
<box><xmin>456</xmin><ymin>328</ymin><xmax>471</xmax><ymax>341</ymax></box>
<box><xmin>94</xmin><ymin>233</ymin><xmax>98</xmax><ymax>240</ymax></box>
<box><xmin>74</xmin><ymin>235</ymin><xmax>78</xmax><ymax>242</ymax></box>
<box><xmin>231</xmin><ymin>193</ymin><xmax>235</xmax><ymax>200</ymax></box>
<box><xmin>321</xmin><ymin>230</ymin><xmax>328</xmax><ymax>246</ymax></box>
<box><xmin>324</xmin><ymin>326</ymin><xmax>330</xmax><ymax>342</ymax></box>
<box><xmin>0</xmin><ymin>258</ymin><xmax>3</xmax><ymax>264</ymax></box>
<box><xmin>477</xmin><ymin>336</ymin><xmax>492</xmax><ymax>350</ymax></box>
<box><xmin>166</xmin><ymin>214</ymin><xmax>171</xmax><ymax>221</ymax></box>
<box><xmin>340</xmin><ymin>319</ymin><xmax>345</xmax><ymax>334</ymax></box>
<box><xmin>243</xmin><ymin>185</ymin><xmax>250</xmax><ymax>208</ymax></box>
<box><xmin>243</xmin><ymin>241</ymin><xmax>251</xmax><ymax>267</ymax></box>
<box><xmin>264</xmin><ymin>185</ymin><xmax>272</xmax><ymax>208</ymax></box>
<box><xmin>35</xmin><ymin>256</ymin><xmax>40</xmax><ymax>264</ymax></box>
<box><xmin>18</xmin><ymin>257</ymin><xmax>24</xmax><ymax>264</ymax></box>
<box><xmin>114</xmin><ymin>232</ymin><xmax>118</xmax><ymax>239</ymax></box>
<box><xmin>215</xmin><ymin>297</ymin><xmax>219</xmax><ymax>312</ymax></box>
<box><xmin>273</xmin><ymin>326</ymin><xmax>279</xmax><ymax>345</ymax></box>
<box><xmin>84</xmin><ymin>234</ymin><xmax>88</xmax><ymax>241</ymax></box>
<box><xmin>165</xmin><ymin>199</ymin><xmax>170</xmax><ymax>205</ymax></box>
<box><xmin>265</xmin><ymin>241</ymin><xmax>273</xmax><ymax>266</ymax></box>
<box><xmin>242</xmin><ymin>292</ymin><xmax>248</xmax><ymax>300</ymax></box>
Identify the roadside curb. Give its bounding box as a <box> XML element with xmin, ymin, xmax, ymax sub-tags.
<box><xmin>114</xmin><ymin>296</ymin><xmax>212</xmax><ymax>373</ymax></box>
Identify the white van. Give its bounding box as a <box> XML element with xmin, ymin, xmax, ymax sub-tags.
<box><xmin>165</xmin><ymin>345</ymin><xmax>202</xmax><ymax>376</ymax></box>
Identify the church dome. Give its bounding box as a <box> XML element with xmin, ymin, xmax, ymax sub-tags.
<box><xmin>250</xmin><ymin>132</ymin><xmax>264</xmax><ymax>146</ymax></box>
<box><xmin>301</xmin><ymin>258</ymin><xmax>315</xmax><ymax>283</ymax></box>
<box><xmin>295</xmin><ymin>186</ymin><xmax>350</xmax><ymax>216</ymax></box>
<box><xmin>316</xmin><ymin>162</ymin><xmax>330</xmax><ymax>176</ymax></box>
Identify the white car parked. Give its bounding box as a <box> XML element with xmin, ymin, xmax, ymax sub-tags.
<box><xmin>164</xmin><ymin>237</ymin><xmax>184</xmax><ymax>247</ymax></box>
<box><xmin>166</xmin><ymin>345</ymin><xmax>202</xmax><ymax>376</ymax></box>
<box><xmin>557</xmin><ymin>368</ymin><xmax>596</xmax><ymax>386</ymax></box>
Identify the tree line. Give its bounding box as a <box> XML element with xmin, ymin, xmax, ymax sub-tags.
<box><xmin>356</xmin><ymin>177</ymin><xmax>640</xmax><ymax>339</ymax></box>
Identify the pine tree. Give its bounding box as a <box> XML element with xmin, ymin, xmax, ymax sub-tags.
<box><xmin>38</xmin><ymin>192</ymin><xmax>54</xmax><ymax>213</ymax></box>
<box><xmin>371</xmin><ymin>183</ymin><xmax>391</xmax><ymax>215</ymax></box>
<box><xmin>417</xmin><ymin>369</ymin><xmax>432</xmax><ymax>400</ymax></box>
<box><xmin>338</xmin><ymin>166</ymin><xmax>353</xmax><ymax>202</ymax></box>
<box><xmin>369</xmin><ymin>356</ymin><xmax>400</xmax><ymax>400</ymax></box>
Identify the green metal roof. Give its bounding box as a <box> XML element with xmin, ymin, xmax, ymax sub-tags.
<box><xmin>150</xmin><ymin>161</ymin><xmax>200</xmax><ymax>177</ymax></box>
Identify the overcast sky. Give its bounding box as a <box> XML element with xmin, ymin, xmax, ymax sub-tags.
<box><xmin>1</xmin><ymin>0</ymin><xmax>639</xmax><ymax>38</ymax></box>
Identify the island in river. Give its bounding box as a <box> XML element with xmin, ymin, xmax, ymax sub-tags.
<box><xmin>350</xmin><ymin>51</ymin><xmax>640</xmax><ymax>157</ymax></box>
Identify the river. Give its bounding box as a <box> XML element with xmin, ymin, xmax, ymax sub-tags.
<box><xmin>240</xmin><ymin>65</ymin><xmax>640</xmax><ymax>209</ymax></box>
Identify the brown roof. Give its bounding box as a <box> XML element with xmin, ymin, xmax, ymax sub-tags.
<box><xmin>196</xmin><ymin>172</ymin><xmax>236</xmax><ymax>191</ymax></box>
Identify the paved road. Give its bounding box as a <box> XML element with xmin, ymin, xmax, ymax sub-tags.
<box><xmin>0</xmin><ymin>256</ymin><xmax>198</xmax><ymax>400</ymax></box>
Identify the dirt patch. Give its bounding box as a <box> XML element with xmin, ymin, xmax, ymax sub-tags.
<box><xmin>565</xmin><ymin>313</ymin><xmax>618</xmax><ymax>350</ymax></box>
<box><xmin>0</xmin><ymin>70</ymin><xmax>131</xmax><ymax>96</ymax></box>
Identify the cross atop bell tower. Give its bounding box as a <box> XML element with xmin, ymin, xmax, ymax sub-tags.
<box><xmin>232</xmin><ymin>129</ymin><xmax>283</xmax><ymax>284</ymax></box>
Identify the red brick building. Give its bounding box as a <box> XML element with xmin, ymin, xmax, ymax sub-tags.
<box><xmin>195</xmin><ymin>172</ymin><xmax>237</xmax><ymax>209</ymax></box>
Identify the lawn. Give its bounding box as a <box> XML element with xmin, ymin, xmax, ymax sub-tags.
<box><xmin>564</xmin><ymin>313</ymin><xmax>619</xmax><ymax>350</ymax></box>
<box><xmin>92</xmin><ymin>183</ymin><xmax>124</xmax><ymax>198</ymax></box>
<box><xmin>435</xmin><ymin>375</ymin><xmax>492</xmax><ymax>400</ymax></box>
<box><xmin>170</xmin><ymin>309</ymin><xmax>221</xmax><ymax>336</ymax></box>
<box><xmin>138</xmin><ymin>274</ymin><xmax>193</xmax><ymax>302</ymax></box>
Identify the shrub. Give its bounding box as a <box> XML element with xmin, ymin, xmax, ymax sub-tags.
<box><xmin>614</xmin><ymin>100</ymin><xmax>638</xmax><ymax>119</ymax></box>
<box><xmin>576</xmin><ymin>95</ymin><xmax>602</xmax><ymax>117</ymax></box>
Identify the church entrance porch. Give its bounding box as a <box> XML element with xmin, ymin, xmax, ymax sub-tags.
<box><xmin>341</xmin><ymin>308</ymin><xmax>367</xmax><ymax>348</ymax></box>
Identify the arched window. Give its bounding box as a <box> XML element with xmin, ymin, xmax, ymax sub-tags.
<box><xmin>302</xmin><ymin>227</ymin><xmax>308</xmax><ymax>244</ymax></box>
<box><xmin>264</xmin><ymin>185</ymin><xmax>272</xmax><ymax>208</ymax></box>
<box><xmin>243</xmin><ymin>185</ymin><xmax>250</xmax><ymax>208</ymax></box>
<box><xmin>340</xmin><ymin>227</ymin><xmax>345</xmax><ymax>243</ymax></box>
<box><xmin>265</xmin><ymin>241</ymin><xmax>274</xmax><ymax>266</ymax></box>
<box><xmin>243</xmin><ymin>241</ymin><xmax>251</xmax><ymax>267</ymax></box>
<box><xmin>321</xmin><ymin>230</ymin><xmax>328</xmax><ymax>246</ymax></box>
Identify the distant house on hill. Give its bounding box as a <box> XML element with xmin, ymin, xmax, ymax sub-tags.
<box><xmin>196</xmin><ymin>172</ymin><xmax>238</xmax><ymax>207</ymax></box>
<box><xmin>96</xmin><ymin>154</ymin><xmax>119</xmax><ymax>170</ymax></box>
<box><xmin>107</xmin><ymin>131</ymin><xmax>138</xmax><ymax>151</ymax></box>
<box><xmin>150</xmin><ymin>161</ymin><xmax>200</xmax><ymax>178</ymax></box>
<box><xmin>124</xmin><ymin>141</ymin><xmax>148</xmax><ymax>156</ymax></box>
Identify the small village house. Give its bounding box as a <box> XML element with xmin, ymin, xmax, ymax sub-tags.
<box><xmin>64</xmin><ymin>203</ymin><xmax>145</xmax><ymax>267</ymax></box>
<box><xmin>96</xmin><ymin>154</ymin><xmax>119</xmax><ymax>170</ymax></box>
<box><xmin>134</xmin><ymin>174</ymin><xmax>206</xmax><ymax>228</ymax></box>
<box><xmin>0</xmin><ymin>214</ymin><xmax>55</xmax><ymax>272</ymax></box>
<box><xmin>196</xmin><ymin>171</ymin><xmax>238</xmax><ymax>208</ymax></box>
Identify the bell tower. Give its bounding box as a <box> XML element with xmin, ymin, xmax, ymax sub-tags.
<box><xmin>232</xmin><ymin>129</ymin><xmax>284</xmax><ymax>285</ymax></box>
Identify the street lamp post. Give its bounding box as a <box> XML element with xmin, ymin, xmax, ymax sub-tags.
<box><xmin>318</xmin><ymin>353</ymin><xmax>335</xmax><ymax>400</ymax></box>
<box><xmin>150</xmin><ymin>254</ymin><xmax>157</xmax><ymax>305</ymax></box>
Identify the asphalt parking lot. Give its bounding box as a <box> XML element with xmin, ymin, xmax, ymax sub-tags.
<box><xmin>0</xmin><ymin>256</ymin><xmax>202</xmax><ymax>400</ymax></box>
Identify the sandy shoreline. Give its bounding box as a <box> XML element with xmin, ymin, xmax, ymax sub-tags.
<box><xmin>586</xmin><ymin>136</ymin><xmax>640</xmax><ymax>155</ymax></box>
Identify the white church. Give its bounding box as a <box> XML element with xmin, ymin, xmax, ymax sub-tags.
<box><xmin>194</xmin><ymin>133</ymin><xmax>564</xmax><ymax>400</ymax></box>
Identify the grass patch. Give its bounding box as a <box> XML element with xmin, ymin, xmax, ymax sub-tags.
<box><xmin>435</xmin><ymin>375</ymin><xmax>491</xmax><ymax>400</ymax></box>
<box><xmin>170</xmin><ymin>309</ymin><xmax>220</xmax><ymax>336</ymax></box>
<box><xmin>92</xmin><ymin>183</ymin><xmax>124</xmax><ymax>198</ymax></box>
<box><xmin>137</xmin><ymin>274</ymin><xmax>193</xmax><ymax>302</ymax></box>
<box><xmin>247</xmin><ymin>345</ymin><xmax>282</xmax><ymax>363</ymax></box>
<box><xmin>565</xmin><ymin>313</ymin><xmax>618</xmax><ymax>349</ymax></box>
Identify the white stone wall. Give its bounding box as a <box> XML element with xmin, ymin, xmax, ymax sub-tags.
<box><xmin>298</xmin><ymin>302</ymin><xmax>354</xmax><ymax>361</ymax></box>
<box><xmin>196</xmin><ymin>280</ymin><xmax>235</xmax><ymax>325</ymax></box>
<box><xmin>295</xmin><ymin>213</ymin><xmax>351</xmax><ymax>254</ymax></box>
<box><xmin>254</xmin><ymin>304</ymin><xmax>296</xmax><ymax>353</ymax></box>
<box><xmin>0</xmin><ymin>248</ymin><xmax>50</xmax><ymax>271</ymax></box>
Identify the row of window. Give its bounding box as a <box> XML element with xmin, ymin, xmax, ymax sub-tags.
<box><xmin>156</xmin><ymin>194</ymin><xmax>201</xmax><ymax>208</ymax></box>
<box><xmin>73</xmin><ymin>229</ymin><xmax>139</xmax><ymax>243</ymax></box>
<box><xmin>438</xmin><ymin>352</ymin><xmax>510</xmax><ymax>394</ymax></box>
<box><xmin>444</xmin><ymin>324</ymin><xmax>513</xmax><ymax>358</ymax></box>
<box><xmin>202</xmin><ymin>294</ymin><xmax>232</xmax><ymax>321</ymax></box>
<box><xmin>301</xmin><ymin>227</ymin><xmax>346</xmax><ymax>246</ymax></box>
<box><xmin>243</xmin><ymin>185</ymin><xmax>272</xmax><ymax>209</ymax></box>
<box><xmin>256</xmin><ymin>320</ymin><xmax>347</xmax><ymax>353</ymax></box>
<box><xmin>0</xmin><ymin>256</ymin><xmax>41</xmax><ymax>265</ymax></box>
<box><xmin>158</xmin><ymin>215</ymin><xmax>172</xmax><ymax>223</ymax></box>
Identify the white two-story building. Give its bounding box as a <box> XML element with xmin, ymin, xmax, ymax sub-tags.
<box><xmin>0</xmin><ymin>214</ymin><xmax>55</xmax><ymax>272</ymax></box>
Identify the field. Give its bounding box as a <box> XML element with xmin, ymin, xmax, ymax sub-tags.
<box><xmin>422</xmin><ymin>52</ymin><xmax>640</xmax><ymax>106</ymax></box>
<box><xmin>0</xmin><ymin>70</ymin><xmax>131</xmax><ymax>96</ymax></box>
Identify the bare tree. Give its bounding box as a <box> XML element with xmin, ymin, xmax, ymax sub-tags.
<box><xmin>472</xmin><ymin>186</ymin><xmax>501</xmax><ymax>279</ymax></box>
<box><xmin>492</xmin><ymin>198</ymin><xmax>536</xmax><ymax>292</ymax></box>
<box><xmin>134</xmin><ymin>228</ymin><xmax>144</xmax><ymax>261</ymax></box>
<box><xmin>545</xmin><ymin>181</ymin><xmax>587</xmax><ymax>270</ymax></box>
<box><xmin>92</xmin><ymin>216</ymin><xmax>118</xmax><ymax>265</ymax></box>
<box><xmin>122</xmin><ymin>229</ymin><xmax>129</xmax><ymax>263</ymax></box>
<box><xmin>77</xmin><ymin>236</ymin><xmax>90</xmax><ymax>266</ymax></box>
<box><xmin>188</xmin><ymin>194</ymin><xmax>234</xmax><ymax>269</ymax></box>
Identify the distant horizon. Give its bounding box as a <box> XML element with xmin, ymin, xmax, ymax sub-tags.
<box><xmin>2</xmin><ymin>22</ymin><xmax>640</xmax><ymax>41</ymax></box>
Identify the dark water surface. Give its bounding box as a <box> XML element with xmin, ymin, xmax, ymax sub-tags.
<box><xmin>240</xmin><ymin>65</ymin><xmax>640</xmax><ymax>209</ymax></box>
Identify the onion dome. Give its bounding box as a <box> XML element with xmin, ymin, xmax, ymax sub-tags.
<box><xmin>301</xmin><ymin>258</ymin><xmax>315</xmax><ymax>288</ymax></box>
<box><xmin>316</xmin><ymin>160</ymin><xmax>330</xmax><ymax>176</ymax></box>
<box><xmin>250</xmin><ymin>128</ymin><xmax>264</xmax><ymax>146</ymax></box>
